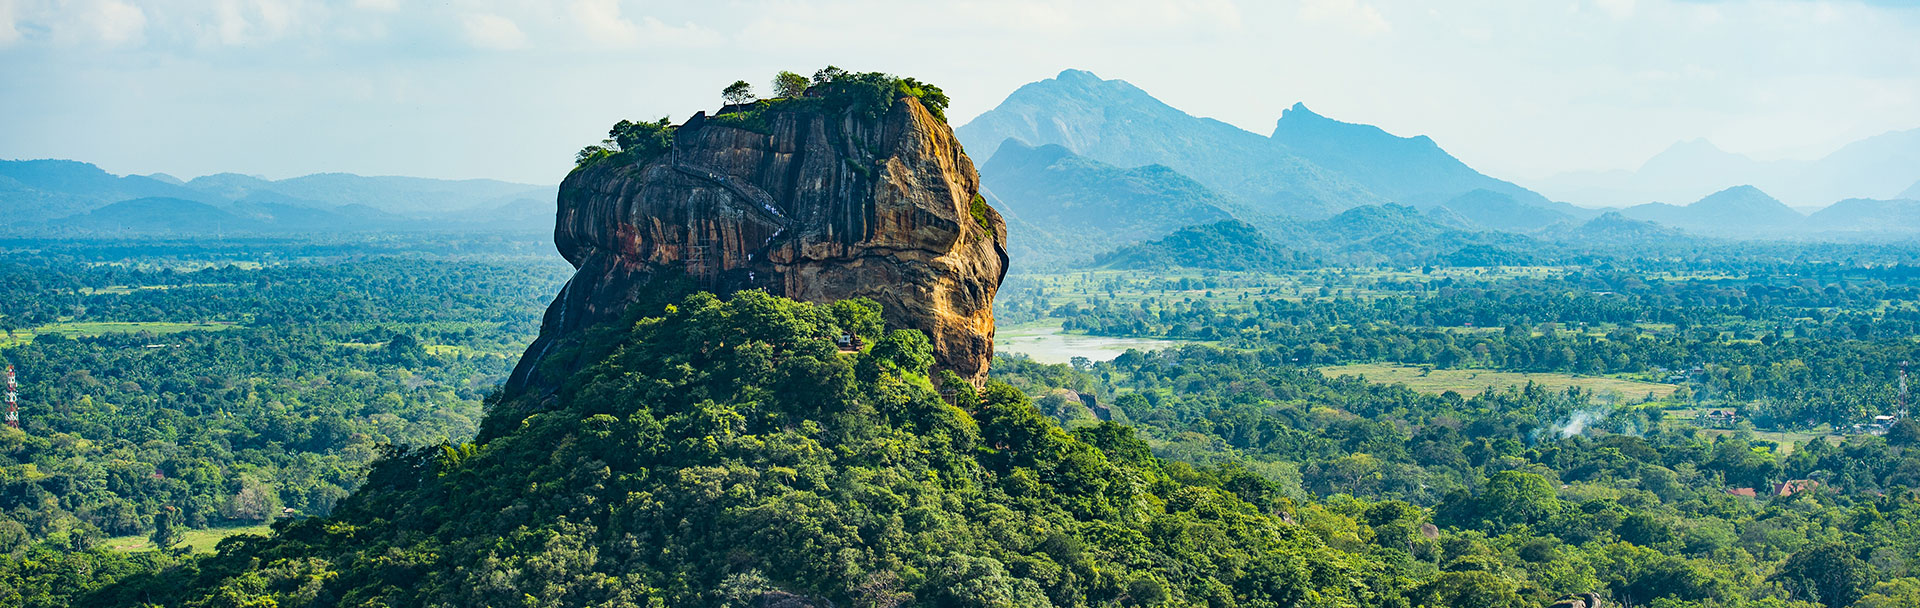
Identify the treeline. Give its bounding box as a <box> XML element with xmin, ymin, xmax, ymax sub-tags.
<box><xmin>0</xmin><ymin>250</ymin><xmax>570</xmax><ymax>553</ymax></box>
<box><xmin>994</xmin><ymin>345</ymin><xmax>1920</xmax><ymax>607</ymax></box>
<box><xmin>46</xmin><ymin>292</ymin><xmax>1410</xmax><ymax>607</ymax></box>
<box><xmin>0</xmin><ymin>256</ymin><xmax>565</xmax><ymax>337</ymax></box>
<box><xmin>1047</xmin><ymin>266</ymin><xmax>1920</xmax><ymax>428</ymax></box>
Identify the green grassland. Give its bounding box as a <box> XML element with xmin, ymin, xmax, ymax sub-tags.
<box><xmin>2</xmin><ymin>321</ymin><xmax>242</xmax><ymax>347</ymax></box>
<box><xmin>1661</xmin><ymin>409</ymin><xmax>1848</xmax><ymax>455</ymax></box>
<box><xmin>103</xmin><ymin>523</ymin><xmax>274</xmax><ymax>554</ymax></box>
<box><xmin>1695</xmin><ymin>428</ymin><xmax>1842</xmax><ymax>457</ymax></box>
<box><xmin>1318</xmin><ymin>363</ymin><xmax>1680</xmax><ymax>401</ymax></box>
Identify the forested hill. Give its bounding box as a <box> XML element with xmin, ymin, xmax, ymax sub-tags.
<box><xmin>86</xmin><ymin>291</ymin><xmax>1398</xmax><ymax>606</ymax></box>
<box><xmin>1092</xmin><ymin>220</ymin><xmax>1309</xmax><ymax>271</ymax></box>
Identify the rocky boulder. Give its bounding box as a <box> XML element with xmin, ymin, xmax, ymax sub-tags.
<box><xmin>509</xmin><ymin>93</ymin><xmax>1007</xmax><ymax>397</ymax></box>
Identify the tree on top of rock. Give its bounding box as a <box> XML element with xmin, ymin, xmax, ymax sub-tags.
<box><xmin>723</xmin><ymin>80</ymin><xmax>756</xmax><ymax>105</ymax></box>
<box><xmin>772</xmin><ymin>71</ymin><xmax>808</xmax><ymax>98</ymax></box>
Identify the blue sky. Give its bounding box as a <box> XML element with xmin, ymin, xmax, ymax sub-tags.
<box><xmin>1</xmin><ymin>0</ymin><xmax>1916</xmax><ymax>185</ymax></box>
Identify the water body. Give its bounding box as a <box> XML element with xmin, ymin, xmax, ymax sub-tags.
<box><xmin>995</xmin><ymin>322</ymin><xmax>1193</xmax><ymax>365</ymax></box>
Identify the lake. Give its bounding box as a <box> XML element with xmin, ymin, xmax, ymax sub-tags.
<box><xmin>994</xmin><ymin>322</ymin><xmax>1194</xmax><ymax>364</ymax></box>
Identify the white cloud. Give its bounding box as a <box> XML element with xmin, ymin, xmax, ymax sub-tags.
<box><xmin>1298</xmin><ymin>0</ymin><xmax>1390</xmax><ymax>36</ymax></box>
<box><xmin>569</xmin><ymin>0</ymin><xmax>721</xmax><ymax>48</ymax></box>
<box><xmin>570</xmin><ymin>0</ymin><xmax>637</xmax><ymax>45</ymax></box>
<box><xmin>0</xmin><ymin>0</ymin><xmax>149</xmax><ymax>48</ymax></box>
<box><xmin>209</xmin><ymin>0</ymin><xmax>300</xmax><ymax>46</ymax></box>
<box><xmin>89</xmin><ymin>0</ymin><xmax>147</xmax><ymax>46</ymax></box>
<box><xmin>460</xmin><ymin>12</ymin><xmax>525</xmax><ymax>50</ymax></box>
<box><xmin>0</xmin><ymin>0</ymin><xmax>21</xmax><ymax>47</ymax></box>
<box><xmin>731</xmin><ymin>0</ymin><xmax>1241</xmax><ymax>51</ymax></box>
<box><xmin>3</xmin><ymin>0</ymin><xmax>1918</xmax><ymax>184</ymax></box>
<box><xmin>1594</xmin><ymin>0</ymin><xmax>1637</xmax><ymax>20</ymax></box>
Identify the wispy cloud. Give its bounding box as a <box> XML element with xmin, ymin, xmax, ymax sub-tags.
<box><xmin>460</xmin><ymin>12</ymin><xmax>526</xmax><ymax>50</ymax></box>
<box><xmin>569</xmin><ymin>0</ymin><xmax>723</xmax><ymax>49</ymax></box>
<box><xmin>204</xmin><ymin>0</ymin><xmax>300</xmax><ymax>46</ymax></box>
<box><xmin>68</xmin><ymin>0</ymin><xmax>148</xmax><ymax>47</ymax></box>
<box><xmin>1298</xmin><ymin>0</ymin><xmax>1390</xmax><ymax>35</ymax></box>
<box><xmin>0</xmin><ymin>0</ymin><xmax>21</xmax><ymax>48</ymax></box>
<box><xmin>0</xmin><ymin>0</ymin><xmax>1914</xmax><ymax>185</ymax></box>
<box><xmin>1593</xmin><ymin>0</ymin><xmax>1638</xmax><ymax>20</ymax></box>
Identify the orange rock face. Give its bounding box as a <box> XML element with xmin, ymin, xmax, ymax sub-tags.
<box><xmin>509</xmin><ymin>97</ymin><xmax>1007</xmax><ymax>394</ymax></box>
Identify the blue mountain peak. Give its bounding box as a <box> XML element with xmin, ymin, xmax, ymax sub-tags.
<box><xmin>1055</xmin><ymin>69</ymin><xmax>1102</xmax><ymax>83</ymax></box>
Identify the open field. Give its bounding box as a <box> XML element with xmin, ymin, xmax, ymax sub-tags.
<box><xmin>2</xmin><ymin>321</ymin><xmax>242</xmax><ymax>347</ymax></box>
<box><xmin>104</xmin><ymin>523</ymin><xmax>274</xmax><ymax>554</ymax></box>
<box><xmin>1319</xmin><ymin>363</ymin><xmax>1680</xmax><ymax>401</ymax></box>
<box><xmin>1695</xmin><ymin>428</ymin><xmax>1844</xmax><ymax>457</ymax></box>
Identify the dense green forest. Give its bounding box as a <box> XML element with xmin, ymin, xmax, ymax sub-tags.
<box><xmin>996</xmin><ymin>348</ymin><xmax>1920</xmax><ymax>604</ymax></box>
<box><xmin>0</xmin><ymin>238</ymin><xmax>569</xmax><ymax>559</ymax></box>
<box><xmin>5</xmin><ymin>236</ymin><xmax>1920</xmax><ymax>608</ymax></box>
<box><xmin>55</xmin><ymin>291</ymin><xmax>1418</xmax><ymax>607</ymax></box>
<box><xmin>1028</xmin><ymin>262</ymin><xmax>1920</xmax><ymax>429</ymax></box>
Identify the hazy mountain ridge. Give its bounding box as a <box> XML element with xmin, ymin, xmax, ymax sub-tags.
<box><xmin>1807</xmin><ymin>198</ymin><xmax>1920</xmax><ymax>235</ymax></box>
<box><xmin>51</xmin><ymin>196</ymin><xmax>423</xmax><ymax>236</ymax></box>
<box><xmin>956</xmin><ymin>69</ymin><xmax>1387</xmax><ymax>221</ymax></box>
<box><xmin>979</xmin><ymin>139</ymin><xmax>1235</xmax><ymax>266</ymax></box>
<box><xmin>1594</xmin><ymin>185</ymin><xmax>1920</xmax><ymax>239</ymax></box>
<box><xmin>957</xmin><ymin>70</ymin><xmax>1920</xmax><ymax>246</ymax></box>
<box><xmin>0</xmin><ymin>159</ymin><xmax>227</xmax><ymax>222</ymax></box>
<box><xmin>1432</xmin><ymin>189</ymin><xmax>1577</xmax><ymax>232</ymax></box>
<box><xmin>0</xmin><ymin>158</ymin><xmax>556</xmax><ymax>235</ymax></box>
<box><xmin>1261</xmin><ymin>203</ymin><xmax>1545</xmax><ymax>266</ymax></box>
<box><xmin>1549</xmin><ymin>212</ymin><xmax>1695</xmax><ymax>243</ymax></box>
<box><xmin>187</xmin><ymin>172</ymin><xmax>555</xmax><ymax>217</ymax></box>
<box><xmin>1535</xmin><ymin>130</ymin><xmax>1920</xmax><ymax>207</ymax></box>
<box><xmin>958</xmin><ymin>70</ymin><xmax>1576</xmax><ymax>235</ymax></box>
<box><xmin>1615</xmin><ymin>185</ymin><xmax>1804</xmax><ymax>236</ymax></box>
<box><xmin>1269</xmin><ymin>103</ymin><xmax>1572</xmax><ymax>218</ymax></box>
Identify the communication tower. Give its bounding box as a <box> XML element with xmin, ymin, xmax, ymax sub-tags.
<box><xmin>4</xmin><ymin>365</ymin><xmax>16</xmax><ymax>428</ymax></box>
<box><xmin>1900</xmin><ymin>361</ymin><xmax>1910</xmax><ymax>421</ymax></box>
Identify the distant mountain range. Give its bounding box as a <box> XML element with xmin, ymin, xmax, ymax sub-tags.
<box><xmin>960</xmin><ymin>69</ymin><xmax>1608</xmax><ymax>268</ymax></box>
<box><xmin>964</xmin><ymin>69</ymin><xmax>1920</xmax><ymax>265</ymax></box>
<box><xmin>1533</xmin><ymin>131</ymin><xmax>1920</xmax><ymax>207</ymax></box>
<box><xmin>1429</xmin><ymin>189</ymin><xmax>1578</xmax><ymax>232</ymax></box>
<box><xmin>1600</xmin><ymin>184</ymin><xmax>1920</xmax><ymax>239</ymax></box>
<box><xmin>1541</xmin><ymin>212</ymin><xmax>1701</xmax><ymax>250</ymax></box>
<box><xmin>1267</xmin><ymin>102</ymin><xmax>1584</xmax><ymax>219</ymax></box>
<box><xmin>979</xmin><ymin>140</ymin><xmax>1235</xmax><ymax>266</ymax></box>
<box><xmin>958</xmin><ymin>69</ymin><xmax>1385</xmax><ymax>223</ymax></box>
<box><xmin>1289</xmin><ymin>203</ymin><xmax>1540</xmax><ymax>265</ymax></box>
<box><xmin>0</xmin><ymin>159</ymin><xmax>555</xmax><ymax>236</ymax></box>
<box><xmin>959</xmin><ymin>70</ymin><xmax>1584</xmax><ymax>226</ymax></box>
<box><xmin>1614</xmin><ymin>185</ymin><xmax>1804</xmax><ymax>237</ymax></box>
<box><xmin>54</xmin><ymin>197</ymin><xmax>416</xmax><ymax>235</ymax></box>
<box><xmin>1807</xmin><ymin>198</ymin><xmax>1920</xmax><ymax>236</ymax></box>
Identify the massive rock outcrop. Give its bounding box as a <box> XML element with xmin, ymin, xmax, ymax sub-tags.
<box><xmin>508</xmin><ymin>94</ymin><xmax>1008</xmax><ymax>397</ymax></box>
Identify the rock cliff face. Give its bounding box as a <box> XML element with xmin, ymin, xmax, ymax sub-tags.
<box><xmin>509</xmin><ymin>96</ymin><xmax>1008</xmax><ymax>395</ymax></box>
